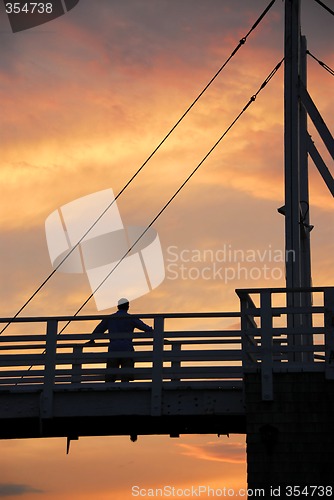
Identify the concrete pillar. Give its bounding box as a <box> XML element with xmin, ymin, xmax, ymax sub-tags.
<box><xmin>246</xmin><ymin>372</ymin><xmax>334</xmax><ymax>493</ymax></box>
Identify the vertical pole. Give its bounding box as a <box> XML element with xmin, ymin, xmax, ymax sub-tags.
<box><xmin>284</xmin><ymin>0</ymin><xmax>301</xmax><ymax>292</ymax></box>
<box><xmin>240</xmin><ymin>293</ymin><xmax>258</xmax><ymax>371</ymax></box>
<box><xmin>324</xmin><ymin>288</ymin><xmax>334</xmax><ymax>380</ymax></box>
<box><xmin>240</xmin><ymin>293</ymin><xmax>251</xmax><ymax>372</ymax></box>
<box><xmin>171</xmin><ymin>342</ymin><xmax>181</xmax><ymax>382</ymax></box>
<box><xmin>284</xmin><ymin>0</ymin><xmax>303</xmax><ymax>361</ymax></box>
<box><xmin>151</xmin><ymin>316</ymin><xmax>164</xmax><ymax>416</ymax></box>
<box><xmin>260</xmin><ymin>291</ymin><xmax>273</xmax><ymax>401</ymax></box>
<box><xmin>299</xmin><ymin>35</ymin><xmax>311</xmax><ymax>290</ymax></box>
<box><xmin>300</xmin><ymin>35</ymin><xmax>313</xmax><ymax>360</ymax></box>
<box><xmin>40</xmin><ymin>320</ymin><xmax>58</xmax><ymax>421</ymax></box>
<box><xmin>71</xmin><ymin>345</ymin><xmax>83</xmax><ymax>384</ymax></box>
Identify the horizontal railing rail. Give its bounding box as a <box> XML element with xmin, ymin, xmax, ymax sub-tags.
<box><xmin>1</xmin><ymin>287</ymin><xmax>332</xmax><ymax>416</ymax></box>
<box><xmin>0</xmin><ymin>312</ymin><xmax>244</xmax><ymax>419</ymax></box>
<box><xmin>237</xmin><ymin>286</ymin><xmax>334</xmax><ymax>400</ymax></box>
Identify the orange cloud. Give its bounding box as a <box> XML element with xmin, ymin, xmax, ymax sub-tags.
<box><xmin>178</xmin><ymin>440</ymin><xmax>246</xmax><ymax>464</ymax></box>
<box><xmin>0</xmin><ymin>4</ymin><xmax>332</xmax><ymax>500</ymax></box>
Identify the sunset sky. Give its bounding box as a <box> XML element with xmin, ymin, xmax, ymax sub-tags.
<box><xmin>0</xmin><ymin>0</ymin><xmax>333</xmax><ymax>498</ymax></box>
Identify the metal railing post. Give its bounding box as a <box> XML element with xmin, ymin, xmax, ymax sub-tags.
<box><xmin>240</xmin><ymin>292</ymin><xmax>258</xmax><ymax>372</ymax></box>
<box><xmin>151</xmin><ymin>317</ymin><xmax>164</xmax><ymax>416</ymax></box>
<box><xmin>260</xmin><ymin>291</ymin><xmax>273</xmax><ymax>401</ymax></box>
<box><xmin>240</xmin><ymin>294</ymin><xmax>249</xmax><ymax>371</ymax></box>
<box><xmin>40</xmin><ymin>319</ymin><xmax>58</xmax><ymax>420</ymax></box>
<box><xmin>325</xmin><ymin>288</ymin><xmax>334</xmax><ymax>380</ymax></box>
<box><xmin>72</xmin><ymin>345</ymin><xmax>83</xmax><ymax>384</ymax></box>
<box><xmin>171</xmin><ymin>342</ymin><xmax>181</xmax><ymax>382</ymax></box>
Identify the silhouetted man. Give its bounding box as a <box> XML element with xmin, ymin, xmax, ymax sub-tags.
<box><xmin>88</xmin><ymin>299</ymin><xmax>153</xmax><ymax>382</ymax></box>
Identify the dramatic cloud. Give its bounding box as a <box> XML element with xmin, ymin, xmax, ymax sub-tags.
<box><xmin>178</xmin><ymin>440</ymin><xmax>246</xmax><ymax>464</ymax></box>
<box><xmin>0</xmin><ymin>1</ymin><xmax>332</xmax><ymax>499</ymax></box>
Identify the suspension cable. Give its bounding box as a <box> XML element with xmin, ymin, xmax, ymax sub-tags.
<box><xmin>0</xmin><ymin>0</ymin><xmax>278</xmax><ymax>334</ymax></box>
<box><xmin>313</xmin><ymin>0</ymin><xmax>334</xmax><ymax>17</ymax></box>
<box><xmin>307</xmin><ymin>50</ymin><xmax>334</xmax><ymax>77</ymax></box>
<box><xmin>58</xmin><ymin>58</ymin><xmax>284</xmax><ymax>333</ymax></box>
<box><xmin>17</xmin><ymin>57</ymin><xmax>284</xmax><ymax>383</ymax></box>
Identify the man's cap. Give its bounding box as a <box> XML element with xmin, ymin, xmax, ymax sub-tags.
<box><xmin>118</xmin><ymin>298</ymin><xmax>129</xmax><ymax>306</ymax></box>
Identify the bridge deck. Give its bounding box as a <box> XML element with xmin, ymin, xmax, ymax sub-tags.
<box><xmin>0</xmin><ymin>287</ymin><xmax>333</xmax><ymax>441</ymax></box>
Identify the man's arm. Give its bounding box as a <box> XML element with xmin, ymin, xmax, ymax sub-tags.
<box><xmin>133</xmin><ymin>318</ymin><xmax>153</xmax><ymax>332</ymax></box>
<box><xmin>86</xmin><ymin>318</ymin><xmax>108</xmax><ymax>344</ymax></box>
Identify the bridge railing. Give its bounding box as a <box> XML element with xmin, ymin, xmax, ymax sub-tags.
<box><xmin>237</xmin><ymin>286</ymin><xmax>334</xmax><ymax>400</ymax></box>
<box><xmin>0</xmin><ymin>312</ymin><xmax>243</xmax><ymax>399</ymax></box>
<box><xmin>1</xmin><ymin>287</ymin><xmax>332</xmax><ymax>410</ymax></box>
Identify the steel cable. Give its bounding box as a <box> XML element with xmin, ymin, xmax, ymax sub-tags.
<box><xmin>307</xmin><ymin>50</ymin><xmax>334</xmax><ymax>77</ymax></box>
<box><xmin>60</xmin><ymin>58</ymin><xmax>285</xmax><ymax>331</ymax></box>
<box><xmin>17</xmin><ymin>58</ymin><xmax>284</xmax><ymax>380</ymax></box>
<box><xmin>313</xmin><ymin>0</ymin><xmax>334</xmax><ymax>17</ymax></box>
<box><xmin>1</xmin><ymin>0</ymin><xmax>278</xmax><ymax>333</ymax></box>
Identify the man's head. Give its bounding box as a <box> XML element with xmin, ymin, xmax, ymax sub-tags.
<box><xmin>117</xmin><ymin>298</ymin><xmax>129</xmax><ymax>311</ymax></box>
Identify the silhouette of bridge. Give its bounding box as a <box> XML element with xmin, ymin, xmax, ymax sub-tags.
<box><xmin>1</xmin><ymin>0</ymin><xmax>333</xmax><ymax>489</ymax></box>
<box><xmin>1</xmin><ymin>287</ymin><xmax>333</xmax><ymax>449</ymax></box>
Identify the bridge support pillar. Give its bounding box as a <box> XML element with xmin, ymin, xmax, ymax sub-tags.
<box><xmin>245</xmin><ymin>372</ymin><xmax>334</xmax><ymax>493</ymax></box>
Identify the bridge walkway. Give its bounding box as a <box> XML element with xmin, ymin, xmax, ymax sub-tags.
<box><xmin>0</xmin><ymin>287</ymin><xmax>333</xmax><ymax>443</ymax></box>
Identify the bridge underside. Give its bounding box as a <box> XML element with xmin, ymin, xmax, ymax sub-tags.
<box><xmin>1</xmin><ymin>414</ymin><xmax>246</xmax><ymax>441</ymax></box>
<box><xmin>0</xmin><ymin>385</ymin><xmax>245</xmax><ymax>440</ymax></box>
